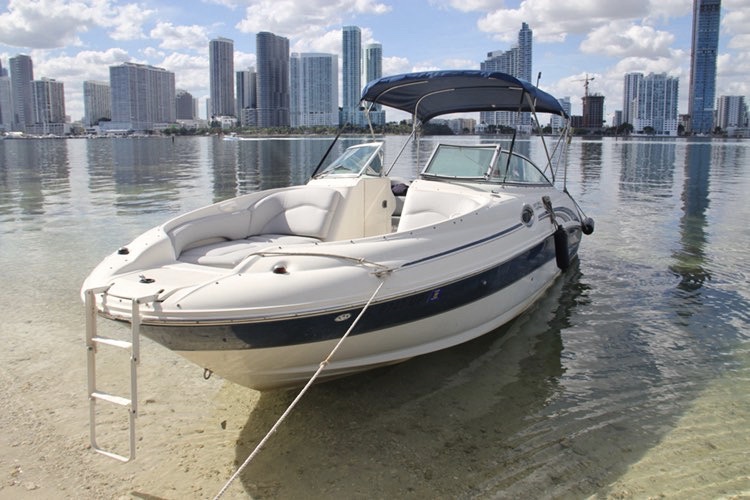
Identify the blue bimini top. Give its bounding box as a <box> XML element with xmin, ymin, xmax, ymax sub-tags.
<box><xmin>360</xmin><ymin>70</ymin><xmax>568</xmax><ymax>122</ymax></box>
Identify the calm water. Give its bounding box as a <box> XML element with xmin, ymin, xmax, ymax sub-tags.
<box><xmin>1</xmin><ymin>135</ymin><xmax>748</xmax><ymax>498</ymax></box>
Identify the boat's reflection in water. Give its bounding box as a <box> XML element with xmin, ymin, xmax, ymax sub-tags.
<box><xmin>231</xmin><ymin>260</ymin><xmax>610</xmax><ymax>498</ymax></box>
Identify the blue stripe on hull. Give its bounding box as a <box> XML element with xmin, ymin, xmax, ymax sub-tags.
<box><xmin>142</xmin><ymin>230</ymin><xmax>579</xmax><ymax>352</ymax></box>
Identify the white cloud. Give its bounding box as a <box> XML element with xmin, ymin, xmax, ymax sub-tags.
<box><xmin>290</xmin><ymin>28</ymin><xmax>346</xmax><ymax>56</ymax></box>
<box><xmin>105</xmin><ymin>3</ymin><xmax>155</xmax><ymax>41</ymax></box>
<box><xmin>235</xmin><ymin>51</ymin><xmax>257</xmax><ymax>72</ymax></box>
<box><xmin>235</xmin><ymin>0</ymin><xmax>391</xmax><ymax>38</ymax></box>
<box><xmin>383</xmin><ymin>56</ymin><xmax>410</xmax><ymax>75</ymax></box>
<box><xmin>159</xmin><ymin>52</ymin><xmax>209</xmax><ymax>94</ymax></box>
<box><xmin>435</xmin><ymin>0</ymin><xmax>504</xmax><ymax>13</ymax></box>
<box><xmin>34</xmin><ymin>47</ymin><xmax>132</xmax><ymax>80</ymax></box>
<box><xmin>0</xmin><ymin>0</ymin><xmax>156</xmax><ymax>49</ymax></box>
<box><xmin>722</xmin><ymin>1</ymin><xmax>750</xmax><ymax>51</ymax></box>
<box><xmin>476</xmin><ymin>0</ymin><xmax>651</xmax><ymax>43</ymax></box>
<box><xmin>612</xmin><ymin>54</ymin><xmax>684</xmax><ymax>77</ymax></box>
<box><xmin>150</xmin><ymin>23</ymin><xmax>209</xmax><ymax>52</ymax></box>
<box><xmin>644</xmin><ymin>0</ymin><xmax>691</xmax><ymax>20</ymax></box>
<box><xmin>581</xmin><ymin>22</ymin><xmax>675</xmax><ymax>58</ymax></box>
<box><xmin>0</xmin><ymin>0</ymin><xmax>95</xmax><ymax>49</ymax></box>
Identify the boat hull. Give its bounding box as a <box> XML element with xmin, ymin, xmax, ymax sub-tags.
<box><xmin>138</xmin><ymin>233</ymin><xmax>577</xmax><ymax>390</ymax></box>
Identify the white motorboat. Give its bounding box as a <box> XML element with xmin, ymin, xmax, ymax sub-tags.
<box><xmin>82</xmin><ymin>70</ymin><xmax>594</xmax><ymax>391</ymax></box>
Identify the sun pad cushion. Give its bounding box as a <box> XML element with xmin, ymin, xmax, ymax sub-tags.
<box><xmin>179</xmin><ymin>234</ymin><xmax>319</xmax><ymax>267</ymax></box>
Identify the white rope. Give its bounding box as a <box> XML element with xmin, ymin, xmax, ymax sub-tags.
<box><xmin>213</xmin><ymin>279</ymin><xmax>386</xmax><ymax>500</ymax></box>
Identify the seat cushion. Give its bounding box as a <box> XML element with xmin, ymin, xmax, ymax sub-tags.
<box><xmin>248</xmin><ymin>187</ymin><xmax>341</xmax><ymax>239</ymax></box>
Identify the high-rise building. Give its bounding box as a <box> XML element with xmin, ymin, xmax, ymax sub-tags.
<box><xmin>582</xmin><ymin>94</ymin><xmax>605</xmax><ymax>129</ymax></box>
<box><xmin>290</xmin><ymin>53</ymin><xmax>338</xmax><ymax>128</ymax></box>
<box><xmin>109</xmin><ymin>62</ymin><xmax>175</xmax><ymax>131</ymax></box>
<box><xmin>629</xmin><ymin>73</ymin><xmax>679</xmax><ymax>135</ymax></box>
<box><xmin>480</xmin><ymin>23</ymin><xmax>533</xmax><ymax>130</ymax></box>
<box><xmin>550</xmin><ymin>97</ymin><xmax>571</xmax><ymax>132</ymax></box>
<box><xmin>342</xmin><ymin>26</ymin><xmax>363</xmax><ymax>126</ymax></box>
<box><xmin>516</xmin><ymin>22</ymin><xmax>532</xmax><ymax>83</ymax></box>
<box><xmin>209</xmin><ymin>37</ymin><xmax>235</xmax><ymax>118</ymax></box>
<box><xmin>256</xmin><ymin>32</ymin><xmax>290</xmax><ymax>128</ymax></box>
<box><xmin>236</xmin><ymin>67</ymin><xmax>257</xmax><ymax>126</ymax></box>
<box><xmin>0</xmin><ymin>67</ymin><xmax>11</xmax><ymax>131</ymax></box>
<box><xmin>28</xmin><ymin>78</ymin><xmax>66</xmax><ymax>135</ymax></box>
<box><xmin>364</xmin><ymin>43</ymin><xmax>386</xmax><ymax>126</ymax></box>
<box><xmin>83</xmin><ymin>80</ymin><xmax>111</xmax><ymax>126</ymax></box>
<box><xmin>688</xmin><ymin>0</ymin><xmax>721</xmax><ymax>134</ymax></box>
<box><xmin>9</xmin><ymin>54</ymin><xmax>33</xmax><ymax>132</ymax></box>
<box><xmin>716</xmin><ymin>95</ymin><xmax>747</xmax><ymax>130</ymax></box>
<box><xmin>175</xmin><ymin>89</ymin><xmax>195</xmax><ymax>120</ymax></box>
<box><xmin>364</xmin><ymin>43</ymin><xmax>382</xmax><ymax>87</ymax></box>
<box><xmin>622</xmin><ymin>73</ymin><xmax>642</xmax><ymax>125</ymax></box>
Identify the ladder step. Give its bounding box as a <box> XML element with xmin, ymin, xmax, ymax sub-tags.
<box><xmin>92</xmin><ymin>336</ymin><xmax>132</xmax><ymax>349</ymax></box>
<box><xmin>91</xmin><ymin>391</ymin><xmax>132</xmax><ymax>407</ymax></box>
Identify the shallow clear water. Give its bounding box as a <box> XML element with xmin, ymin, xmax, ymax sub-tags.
<box><xmin>0</xmin><ymin>135</ymin><xmax>748</xmax><ymax>498</ymax></box>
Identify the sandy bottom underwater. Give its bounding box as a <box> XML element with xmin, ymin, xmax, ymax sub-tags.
<box><xmin>1</xmin><ymin>307</ymin><xmax>748</xmax><ymax>499</ymax></box>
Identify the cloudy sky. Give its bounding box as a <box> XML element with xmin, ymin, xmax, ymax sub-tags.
<box><xmin>0</xmin><ymin>0</ymin><xmax>748</xmax><ymax>123</ymax></box>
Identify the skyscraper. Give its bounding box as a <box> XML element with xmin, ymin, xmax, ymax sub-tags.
<box><xmin>716</xmin><ymin>95</ymin><xmax>747</xmax><ymax>130</ymax></box>
<box><xmin>550</xmin><ymin>97</ymin><xmax>571</xmax><ymax>132</ymax></box>
<box><xmin>364</xmin><ymin>43</ymin><xmax>382</xmax><ymax>86</ymax></box>
<box><xmin>582</xmin><ymin>94</ymin><xmax>605</xmax><ymax>129</ymax></box>
<box><xmin>516</xmin><ymin>22</ymin><xmax>532</xmax><ymax>83</ymax></box>
<box><xmin>290</xmin><ymin>53</ymin><xmax>338</xmax><ymax>128</ymax></box>
<box><xmin>630</xmin><ymin>73</ymin><xmax>680</xmax><ymax>135</ymax></box>
<box><xmin>175</xmin><ymin>89</ymin><xmax>195</xmax><ymax>120</ymax></box>
<box><xmin>0</xmin><ymin>64</ymin><xmax>11</xmax><ymax>131</ymax></box>
<box><xmin>688</xmin><ymin>0</ymin><xmax>721</xmax><ymax>134</ymax></box>
<box><xmin>480</xmin><ymin>23</ymin><xmax>533</xmax><ymax>130</ymax></box>
<box><xmin>256</xmin><ymin>32</ymin><xmax>290</xmax><ymax>128</ymax></box>
<box><xmin>209</xmin><ymin>37</ymin><xmax>235</xmax><ymax>118</ymax></box>
<box><xmin>30</xmin><ymin>78</ymin><xmax>66</xmax><ymax>135</ymax></box>
<box><xmin>342</xmin><ymin>26</ymin><xmax>363</xmax><ymax>126</ymax></box>
<box><xmin>622</xmin><ymin>72</ymin><xmax>642</xmax><ymax>126</ymax></box>
<box><xmin>109</xmin><ymin>62</ymin><xmax>175</xmax><ymax>131</ymax></box>
<box><xmin>83</xmin><ymin>80</ymin><xmax>111</xmax><ymax>126</ymax></box>
<box><xmin>364</xmin><ymin>43</ymin><xmax>385</xmax><ymax>126</ymax></box>
<box><xmin>236</xmin><ymin>67</ymin><xmax>257</xmax><ymax>126</ymax></box>
<box><xmin>9</xmin><ymin>54</ymin><xmax>33</xmax><ymax>132</ymax></box>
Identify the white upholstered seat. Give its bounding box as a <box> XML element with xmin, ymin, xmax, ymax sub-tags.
<box><xmin>172</xmin><ymin>187</ymin><xmax>342</xmax><ymax>268</ymax></box>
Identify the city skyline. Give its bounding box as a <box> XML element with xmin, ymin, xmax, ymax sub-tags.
<box><xmin>0</xmin><ymin>0</ymin><xmax>748</xmax><ymax>125</ymax></box>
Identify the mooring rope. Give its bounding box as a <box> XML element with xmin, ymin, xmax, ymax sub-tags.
<box><xmin>213</xmin><ymin>279</ymin><xmax>386</xmax><ymax>500</ymax></box>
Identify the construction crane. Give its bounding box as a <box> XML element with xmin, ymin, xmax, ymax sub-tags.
<box><xmin>575</xmin><ymin>74</ymin><xmax>595</xmax><ymax>98</ymax></box>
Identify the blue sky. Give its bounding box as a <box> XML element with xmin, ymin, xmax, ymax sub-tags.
<box><xmin>0</xmin><ymin>0</ymin><xmax>748</xmax><ymax>124</ymax></box>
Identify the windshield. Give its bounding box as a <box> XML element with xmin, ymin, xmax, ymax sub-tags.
<box><xmin>317</xmin><ymin>142</ymin><xmax>384</xmax><ymax>177</ymax></box>
<box><xmin>423</xmin><ymin>144</ymin><xmax>496</xmax><ymax>178</ymax></box>
<box><xmin>423</xmin><ymin>144</ymin><xmax>551</xmax><ymax>185</ymax></box>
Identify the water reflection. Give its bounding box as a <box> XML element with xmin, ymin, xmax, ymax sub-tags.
<box><xmin>84</xmin><ymin>137</ymin><xmax>199</xmax><ymax>215</ymax></box>
<box><xmin>578</xmin><ymin>139</ymin><xmax>603</xmax><ymax>189</ymax></box>
<box><xmin>670</xmin><ymin>142</ymin><xmax>711</xmax><ymax>291</ymax></box>
<box><xmin>619</xmin><ymin>141</ymin><xmax>676</xmax><ymax>199</ymax></box>
<box><xmin>0</xmin><ymin>139</ymin><xmax>70</xmax><ymax>222</ymax></box>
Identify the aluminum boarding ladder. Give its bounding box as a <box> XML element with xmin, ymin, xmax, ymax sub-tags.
<box><xmin>84</xmin><ymin>286</ymin><xmax>159</xmax><ymax>462</ymax></box>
